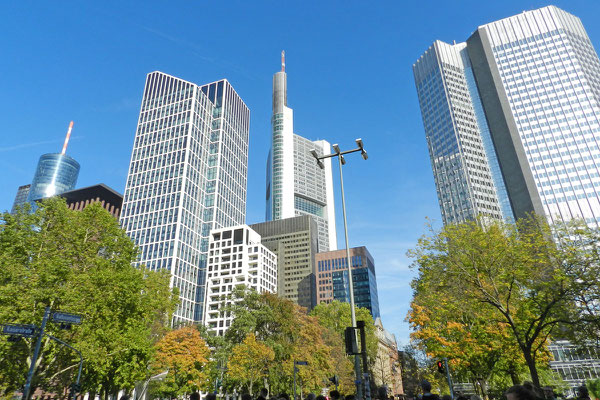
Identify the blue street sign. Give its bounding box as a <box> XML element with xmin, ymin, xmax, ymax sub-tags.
<box><xmin>295</xmin><ymin>361</ymin><xmax>308</xmax><ymax>365</ymax></box>
<box><xmin>3</xmin><ymin>324</ymin><xmax>37</xmax><ymax>337</ymax></box>
<box><xmin>52</xmin><ymin>312</ymin><xmax>83</xmax><ymax>325</ymax></box>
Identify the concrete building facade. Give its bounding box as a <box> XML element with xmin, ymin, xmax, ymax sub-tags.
<box><xmin>250</xmin><ymin>215</ymin><xmax>319</xmax><ymax>310</ymax></box>
<box><xmin>203</xmin><ymin>225</ymin><xmax>277</xmax><ymax>336</ymax></box>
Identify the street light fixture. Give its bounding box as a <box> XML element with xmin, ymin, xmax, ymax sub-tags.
<box><xmin>310</xmin><ymin>139</ymin><xmax>368</xmax><ymax>400</ymax></box>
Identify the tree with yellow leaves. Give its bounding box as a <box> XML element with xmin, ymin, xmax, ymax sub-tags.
<box><xmin>408</xmin><ymin>217</ymin><xmax>600</xmax><ymax>389</ymax></box>
<box><xmin>152</xmin><ymin>326</ymin><xmax>211</xmax><ymax>397</ymax></box>
<box><xmin>227</xmin><ymin>333</ymin><xmax>274</xmax><ymax>396</ymax></box>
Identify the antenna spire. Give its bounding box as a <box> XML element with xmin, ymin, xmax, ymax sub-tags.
<box><xmin>61</xmin><ymin>121</ymin><xmax>74</xmax><ymax>155</ymax></box>
<box><xmin>281</xmin><ymin>50</ymin><xmax>285</xmax><ymax>72</ymax></box>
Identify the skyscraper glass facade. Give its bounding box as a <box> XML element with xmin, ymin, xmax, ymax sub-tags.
<box><xmin>266</xmin><ymin>58</ymin><xmax>337</xmax><ymax>252</ymax></box>
<box><xmin>478</xmin><ymin>6</ymin><xmax>600</xmax><ymax>226</ymax></box>
<box><xmin>26</xmin><ymin>153</ymin><xmax>80</xmax><ymax>203</ymax></box>
<box><xmin>120</xmin><ymin>71</ymin><xmax>249</xmax><ymax>324</ymax></box>
<box><xmin>414</xmin><ymin>5</ymin><xmax>600</xmax><ymax>391</ymax></box>
<box><xmin>316</xmin><ymin>247</ymin><xmax>380</xmax><ymax>319</ymax></box>
<box><xmin>414</xmin><ymin>41</ymin><xmax>512</xmax><ymax>225</ymax></box>
<box><xmin>11</xmin><ymin>184</ymin><xmax>31</xmax><ymax>213</ymax></box>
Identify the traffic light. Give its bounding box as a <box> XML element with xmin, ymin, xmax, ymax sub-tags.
<box><xmin>437</xmin><ymin>360</ymin><xmax>445</xmax><ymax>374</ymax></box>
<box><xmin>70</xmin><ymin>383</ymin><xmax>81</xmax><ymax>393</ymax></box>
<box><xmin>329</xmin><ymin>375</ymin><xmax>339</xmax><ymax>386</ymax></box>
<box><xmin>344</xmin><ymin>327</ymin><xmax>358</xmax><ymax>355</ymax></box>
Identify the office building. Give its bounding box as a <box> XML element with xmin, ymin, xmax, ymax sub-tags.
<box><xmin>203</xmin><ymin>225</ymin><xmax>277</xmax><ymax>336</ymax></box>
<box><xmin>60</xmin><ymin>183</ymin><xmax>123</xmax><ymax>219</ymax></box>
<box><xmin>250</xmin><ymin>215</ymin><xmax>319</xmax><ymax>310</ymax></box>
<box><xmin>373</xmin><ymin>317</ymin><xmax>404</xmax><ymax>397</ymax></box>
<box><xmin>414</xmin><ymin>5</ymin><xmax>600</xmax><ymax>227</ymax></box>
<box><xmin>265</xmin><ymin>52</ymin><xmax>337</xmax><ymax>252</ymax></box>
<box><xmin>315</xmin><ymin>246</ymin><xmax>380</xmax><ymax>319</ymax></box>
<box><xmin>27</xmin><ymin>122</ymin><xmax>80</xmax><ymax>204</ymax></box>
<box><xmin>414</xmin><ymin>5</ymin><xmax>600</xmax><ymax>390</ymax></box>
<box><xmin>11</xmin><ymin>184</ymin><xmax>31</xmax><ymax>213</ymax></box>
<box><xmin>120</xmin><ymin>71</ymin><xmax>250</xmax><ymax>323</ymax></box>
<box><xmin>549</xmin><ymin>341</ymin><xmax>600</xmax><ymax>396</ymax></box>
<box><xmin>27</xmin><ymin>154</ymin><xmax>80</xmax><ymax>203</ymax></box>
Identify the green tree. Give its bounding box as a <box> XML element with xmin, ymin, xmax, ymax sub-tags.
<box><xmin>310</xmin><ymin>301</ymin><xmax>378</xmax><ymax>393</ymax></box>
<box><xmin>408</xmin><ymin>217</ymin><xmax>600</xmax><ymax>388</ymax></box>
<box><xmin>0</xmin><ymin>199</ymin><xmax>178</xmax><ymax>398</ymax></box>
<box><xmin>227</xmin><ymin>333</ymin><xmax>274</xmax><ymax>395</ymax></box>
<box><xmin>152</xmin><ymin>327</ymin><xmax>211</xmax><ymax>397</ymax></box>
<box><xmin>310</xmin><ymin>301</ymin><xmax>377</xmax><ymax>361</ymax></box>
<box><xmin>224</xmin><ymin>287</ymin><xmax>335</xmax><ymax>395</ymax></box>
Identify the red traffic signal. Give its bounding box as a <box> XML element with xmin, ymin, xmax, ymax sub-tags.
<box><xmin>437</xmin><ymin>360</ymin><xmax>445</xmax><ymax>374</ymax></box>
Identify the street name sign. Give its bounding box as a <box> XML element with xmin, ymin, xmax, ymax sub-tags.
<box><xmin>3</xmin><ymin>324</ymin><xmax>37</xmax><ymax>337</ymax></box>
<box><xmin>52</xmin><ymin>312</ymin><xmax>83</xmax><ymax>325</ymax></box>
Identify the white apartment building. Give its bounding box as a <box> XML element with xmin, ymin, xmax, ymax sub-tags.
<box><xmin>203</xmin><ymin>225</ymin><xmax>277</xmax><ymax>336</ymax></box>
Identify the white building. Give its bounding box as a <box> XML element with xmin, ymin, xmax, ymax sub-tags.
<box><xmin>266</xmin><ymin>52</ymin><xmax>337</xmax><ymax>252</ymax></box>
<box><xmin>203</xmin><ymin>225</ymin><xmax>277</xmax><ymax>336</ymax></box>
<box><xmin>120</xmin><ymin>72</ymin><xmax>250</xmax><ymax>324</ymax></box>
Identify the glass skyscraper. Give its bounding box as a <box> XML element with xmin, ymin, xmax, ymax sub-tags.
<box><xmin>414</xmin><ymin>5</ymin><xmax>600</xmax><ymax>391</ymax></box>
<box><xmin>26</xmin><ymin>154</ymin><xmax>80</xmax><ymax>204</ymax></box>
<box><xmin>266</xmin><ymin>52</ymin><xmax>337</xmax><ymax>252</ymax></box>
<box><xmin>11</xmin><ymin>184</ymin><xmax>31</xmax><ymax>213</ymax></box>
<box><xmin>414</xmin><ymin>5</ymin><xmax>600</xmax><ymax>227</ymax></box>
<box><xmin>315</xmin><ymin>246</ymin><xmax>380</xmax><ymax>319</ymax></box>
<box><xmin>120</xmin><ymin>71</ymin><xmax>249</xmax><ymax>324</ymax></box>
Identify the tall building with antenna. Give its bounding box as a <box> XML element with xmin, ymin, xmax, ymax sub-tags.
<box><xmin>266</xmin><ymin>51</ymin><xmax>337</xmax><ymax>252</ymax></box>
<box><xmin>26</xmin><ymin>121</ymin><xmax>80</xmax><ymax>204</ymax></box>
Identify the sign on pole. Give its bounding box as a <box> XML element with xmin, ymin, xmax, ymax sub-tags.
<box><xmin>2</xmin><ymin>324</ymin><xmax>37</xmax><ymax>337</ymax></box>
<box><xmin>52</xmin><ymin>312</ymin><xmax>83</xmax><ymax>325</ymax></box>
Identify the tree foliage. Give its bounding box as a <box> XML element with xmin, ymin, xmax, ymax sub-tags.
<box><xmin>0</xmin><ymin>199</ymin><xmax>178</xmax><ymax>397</ymax></box>
<box><xmin>223</xmin><ymin>288</ymin><xmax>335</xmax><ymax>395</ymax></box>
<box><xmin>152</xmin><ymin>326</ymin><xmax>211</xmax><ymax>397</ymax></box>
<box><xmin>408</xmin><ymin>217</ymin><xmax>600</xmax><ymax>388</ymax></box>
<box><xmin>227</xmin><ymin>333</ymin><xmax>274</xmax><ymax>395</ymax></box>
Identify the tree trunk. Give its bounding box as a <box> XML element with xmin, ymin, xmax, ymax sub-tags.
<box><xmin>523</xmin><ymin>350</ymin><xmax>540</xmax><ymax>388</ymax></box>
<box><xmin>475</xmin><ymin>378</ymin><xmax>488</xmax><ymax>400</ymax></box>
<box><xmin>508</xmin><ymin>368</ymin><xmax>519</xmax><ymax>385</ymax></box>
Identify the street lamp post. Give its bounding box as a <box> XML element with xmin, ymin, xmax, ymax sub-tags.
<box><xmin>311</xmin><ymin>139</ymin><xmax>368</xmax><ymax>400</ymax></box>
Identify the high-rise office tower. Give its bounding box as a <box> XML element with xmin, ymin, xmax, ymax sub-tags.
<box><xmin>11</xmin><ymin>184</ymin><xmax>31</xmax><ymax>213</ymax></box>
<box><xmin>414</xmin><ymin>6</ymin><xmax>600</xmax><ymax>227</ymax></box>
<box><xmin>26</xmin><ymin>121</ymin><xmax>80</xmax><ymax>205</ymax></box>
<box><xmin>266</xmin><ymin>52</ymin><xmax>337</xmax><ymax>252</ymax></box>
<box><xmin>315</xmin><ymin>246</ymin><xmax>380</xmax><ymax>319</ymax></box>
<box><xmin>203</xmin><ymin>225</ymin><xmax>277</xmax><ymax>336</ymax></box>
<box><xmin>120</xmin><ymin>71</ymin><xmax>249</xmax><ymax>324</ymax></box>
<box><xmin>414</xmin><ymin>6</ymin><xmax>600</xmax><ymax>391</ymax></box>
<box><xmin>250</xmin><ymin>215</ymin><xmax>320</xmax><ymax>310</ymax></box>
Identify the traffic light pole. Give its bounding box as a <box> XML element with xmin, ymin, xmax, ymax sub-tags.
<box><xmin>22</xmin><ymin>307</ymin><xmax>51</xmax><ymax>400</ymax></box>
<box><xmin>444</xmin><ymin>358</ymin><xmax>454</xmax><ymax>399</ymax></box>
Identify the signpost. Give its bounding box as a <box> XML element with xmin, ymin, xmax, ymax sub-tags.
<box><xmin>1</xmin><ymin>307</ymin><xmax>84</xmax><ymax>400</ymax></box>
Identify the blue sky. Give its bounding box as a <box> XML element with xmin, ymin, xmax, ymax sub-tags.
<box><xmin>2</xmin><ymin>1</ymin><xmax>600</xmax><ymax>344</ymax></box>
